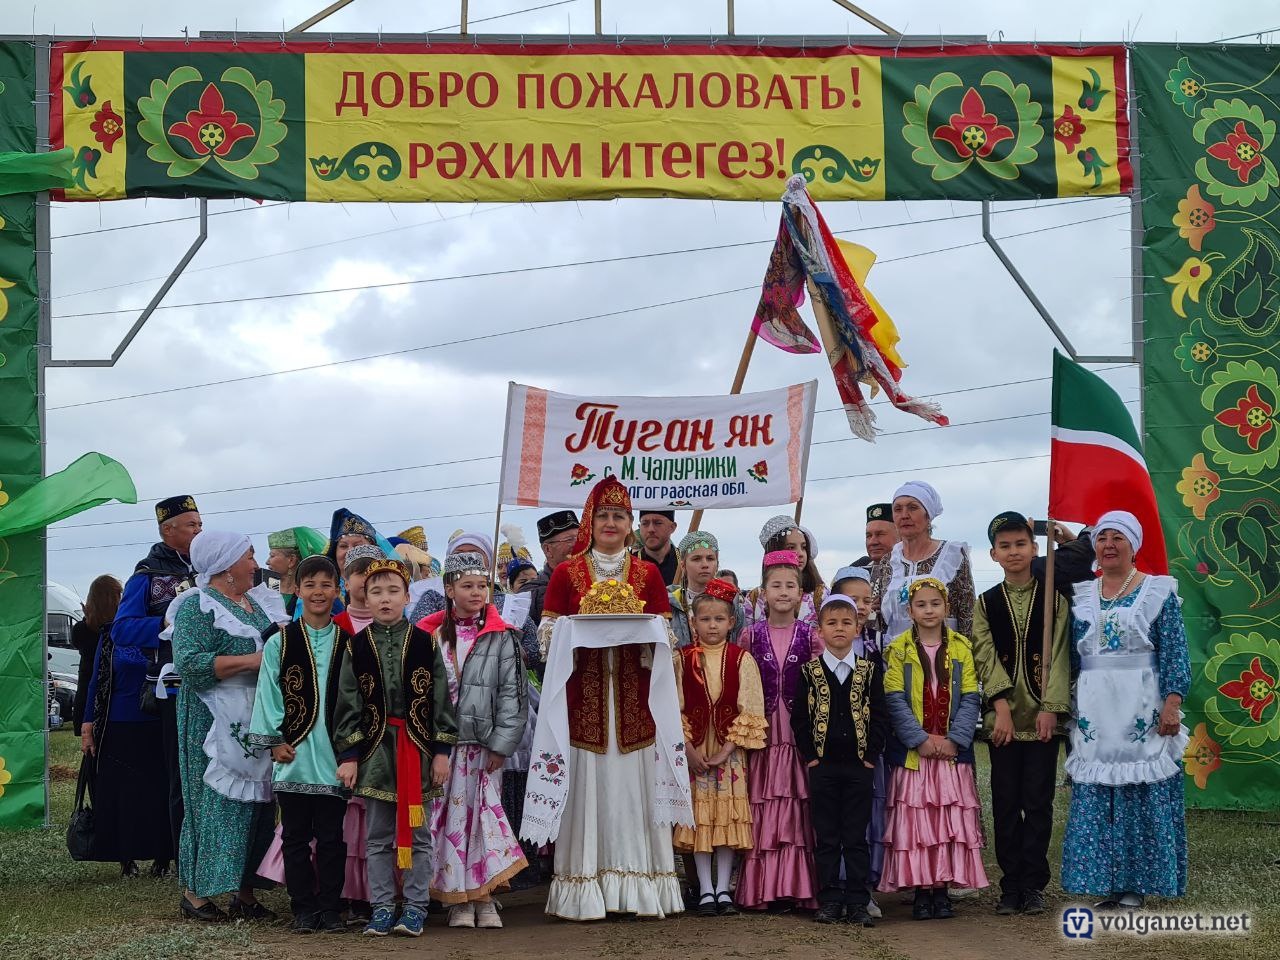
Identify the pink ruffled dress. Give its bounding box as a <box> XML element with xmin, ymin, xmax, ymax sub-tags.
<box><xmin>879</xmin><ymin>640</ymin><xmax>988</xmax><ymax>892</ymax></box>
<box><xmin>735</xmin><ymin>620</ymin><xmax>818</xmax><ymax>909</ymax></box>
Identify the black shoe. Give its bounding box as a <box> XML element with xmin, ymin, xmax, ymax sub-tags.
<box><xmin>150</xmin><ymin>860</ymin><xmax>171</xmax><ymax>879</ymax></box>
<box><xmin>996</xmin><ymin>892</ymin><xmax>1021</xmax><ymax>915</ymax></box>
<box><xmin>932</xmin><ymin>891</ymin><xmax>955</xmax><ymax>920</ymax></box>
<box><xmin>912</xmin><ymin>888</ymin><xmax>934</xmax><ymax>921</ymax></box>
<box><xmin>228</xmin><ymin>897</ymin><xmax>278</xmax><ymax>922</ymax></box>
<box><xmin>291</xmin><ymin>912</ymin><xmax>319</xmax><ymax>934</ymax></box>
<box><xmin>120</xmin><ymin>860</ymin><xmax>139</xmax><ymax>878</ymax></box>
<box><xmin>815</xmin><ymin>903</ymin><xmax>845</xmax><ymax>924</ymax></box>
<box><xmin>846</xmin><ymin>905</ymin><xmax>875</xmax><ymax>927</ymax></box>
<box><xmin>697</xmin><ymin>893</ymin><xmax>718</xmax><ymax>918</ymax></box>
<box><xmin>316</xmin><ymin>910</ymin><xmax>347</xmax><ymax>933</ymax></box>
<box><xmin>766</xmin><ymin>899</ymin><xmax>796</xmax><ymax>914</ymax></box>
<box><xmin>1021</xmin><ymin>890</ymin><xmax>1046</xmax><ymax>915</ymax></box>
<box><xmin>180</xmin><ymin>896</ymin><xmax>228</xmax><ymax>922</ymax></box>
<box><xmin>346</xmin><ymin>900</ymin><xmax>372</xmax><ymax>927</ymax></box>
<box><xmin>715</xmin><ymin>892</ymin><xmax>739</xmax><ymax>916</ymax></box>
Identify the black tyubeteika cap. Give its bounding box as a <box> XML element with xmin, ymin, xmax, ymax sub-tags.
<box><xmin>537</xmin><ymin>510</ymin><xmax>579</xmax><ymax>542</ymax></box>
<box><xmin>866</xmin><ymin>503</ymin><xmax>892</xmax><ymax>522</ymax></box>
<box><xmin>639</xmin><ymin>509</ymin><xmax>676</xmax><ymax>521</ymax></box>
<box><xmin>155</xmin><ymin>495</ymin><xmax>198</xmax><ymax>523</ymax></box>
<box><xmin>988</xmin><ymin>510</ymin><xmax>1034</xmax><ymax>545</ymax></box>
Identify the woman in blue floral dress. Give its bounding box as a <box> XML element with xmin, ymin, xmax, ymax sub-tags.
<box><xmin>1062</xmin><ymin>511</ymin><xmax>1191</xmax><ymax>908</ymax></box>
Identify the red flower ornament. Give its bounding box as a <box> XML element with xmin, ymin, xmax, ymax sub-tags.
<box><xmin>933</xmin><ymin>88</ymin><xmax>1014</xmax><ymax>160</ymax></box>
<box><xmin>1206</xmin><ymin>121</ymin><xmax>1264</xmax><ymax>184</ymax></box>
<box><xmin>89</xmin><ymin>101</ymin><xmax>124</xmax><ymax>153</ymax></box>
<box><xmin>167</xmin><ymin>84</ymin><xmax>255</xmax><ymax>158</ymax></box>
<box><xmin>1054</xmin><ymin>105</ymin><xmax>1086</xmax><ymax>154</ymax></box>
<box><xmin>1215</xmin><ymin>384</ymin><xmax>1275</xmax><ymax>451</ymax></box>
<box><xmin>1218</xmin><ymin>656</ymin><xmax>1276</xmax><ymax>723</ymax></box>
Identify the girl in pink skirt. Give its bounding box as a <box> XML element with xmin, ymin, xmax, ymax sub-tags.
<box><xmin>879</xmin><ymin>577</ymin><xmax>988</xmax><ymax>920</ymax></box>
<box><xmin>736</xmin><ymin>550</ymin><xmax>819</xmax><ymax>910</ymax></box>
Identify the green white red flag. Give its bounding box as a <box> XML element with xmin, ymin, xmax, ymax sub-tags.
<box><xmin>1049</xmin><ymin>350</ymin><xmax>1168</xmax><ymax>574</ymax></box>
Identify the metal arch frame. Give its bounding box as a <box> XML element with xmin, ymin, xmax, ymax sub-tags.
<box><xmin>45</xmin><ymin>199</ymin><xmax>208</xmax><ymax>369</ymax></box>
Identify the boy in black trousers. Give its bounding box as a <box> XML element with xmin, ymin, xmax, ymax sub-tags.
<box><xmin>792</xmin><ymin>594</ymin><xmax>888</xmax><ymax>927</ymax></box>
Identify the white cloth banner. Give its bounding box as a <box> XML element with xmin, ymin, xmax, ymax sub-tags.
<box><xmin>498</xmin><ymin>380</ymin><xmax>818</xmax><ymax>510</ymax></box>
<box><xmin>520</xmin><ymin>614</ymin><xmax>693</xmax><ymax>847</ymax></box>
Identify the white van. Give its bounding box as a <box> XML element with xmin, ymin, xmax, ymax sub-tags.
<box><xmin>46</xmin><ymin>581</ymin><xmax>85</xmax><ymax>675</ymax></box>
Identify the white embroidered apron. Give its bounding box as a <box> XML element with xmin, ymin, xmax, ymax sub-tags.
<box><xmin>1065</xmin><ymin>576</ymin><xmax>1189</xmax><ymax>786</ymax></box>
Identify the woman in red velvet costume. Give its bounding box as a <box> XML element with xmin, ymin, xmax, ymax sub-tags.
<box><xmin>536</xmin><ymin>475</ymin><xmax>684</xmax><ymax>920</ymax></box>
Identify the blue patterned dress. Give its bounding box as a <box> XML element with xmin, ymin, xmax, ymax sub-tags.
<box><xmin>1061</xmin><ymin>576</ymin><xmax>1191</xmax><ymax>898</ymax></box>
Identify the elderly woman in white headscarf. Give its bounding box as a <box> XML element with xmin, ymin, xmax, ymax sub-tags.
<box><xmin>1061</xmin><ymin>511</ymin><xmax>1190</xmax><ymax>909</ymax></box>
<box><xmin>871</xmin><ymin>480</ymin><xmax>976</xmax><ymax>640</ymax></box>
<box><xmin>166</xmin><ymin>530</ymin><xmax>285</xmax><ymax>922</ymax></box>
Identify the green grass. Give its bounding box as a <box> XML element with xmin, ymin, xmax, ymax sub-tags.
<box><xmin>1</xmin><ymin>730</ymin><xmax>1275</xmax><ymax>959</ymax></box>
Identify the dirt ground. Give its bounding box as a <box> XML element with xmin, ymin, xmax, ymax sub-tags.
<box><xmin>254</xmin><ymin>887</ymin><xmax>1086</xmax><ymax>960</ymax></box>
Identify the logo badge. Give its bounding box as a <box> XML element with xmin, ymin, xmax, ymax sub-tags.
<box><xmin>1062</xmin><ymin>906</ymin><xmax>1094</xmax><ymax>940</ymax></box>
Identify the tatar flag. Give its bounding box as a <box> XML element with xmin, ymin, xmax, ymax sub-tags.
<box><xmin>1049</xmin><ymin>350</ymin><xmax>1168</xmax><ymax>574</ymax></box>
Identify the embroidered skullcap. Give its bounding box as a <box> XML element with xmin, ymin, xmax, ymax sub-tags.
<box><xmin>155</xmin><ymin>495</ymin><xmax>198</xmax><ymax>524</ymax></box>
<box><xmin>907</xmin><ymin>576</ymin><xmax>949</xmax><ymax>600</ymax></box>
<box><xmin>866</xmin><ymin>503</ymin><xmax>892</xmax><ymax>523</ymax></box>
<box><xmin>702</xmin><ymin>578</ymin><xmax>738</xmax><ymax>604</ymax></box>
<box><xmin>762</xmin><ymin>549</ymin><xmax>801</xmax><ymax>570</ymax></box>
<box><xmin>537</xmin><ymin>510</ymin><xmax>579</xmax><ymax>541</ymax></box>
<box><xmin>678</xmin><ymin>529</ymin><xmax>719</xmax><ymax>555</ymax></box>
<box><xmin>444</xmin><ymin>551</ymin><xmax>489</xmax><ymax>581</ymax></box>
<box><xmin>1091</xmin><ymin>510</ymin><xmax>1143</xmax><ymax>555</ymax></box>
<box><xmin>571</xmin><ymin>475</ymin><xmax>634</xmax><ymax>556</ymax></box>
<box><xmin>267</xmin><ymin>528</ymin><xmax>298</xmax><ymax>550</ymax></box>
<box><xmin>832</xmin><ymin>565</ymin><xmax>872</xmax><ymax>587</ymax></box>
<box><xmin>893</xmin><ymin>480</ymin><xmax>943</xmax><ymax>520</ymax></box>
<box><xmin>820</xmin><ymin>593</ymin><xmax>859</xmax><ymax>615</ymax></box>
<box><xmin>189</xmin><ymin>531</ymin><xmax>252</xmax><ymax>590</ymax></box>
<box><xmin>988</xmin><ymin>511</ymin><xmax>1034</xmax><ymax>545</ymax></box>
<box><xmin>333</xmin><ymin>509</ymin><xmax>377</xmax><ymax>541</ymax></box>
<box><xmin>397</xmin><ymin>525</ymin><xmax>428</xmax><ymax>551</ymax></box>
<box><xmin>365</xmin><ymin>557</ymin><xmax>410</xmax><ymax>585</ymax></box>
<box><xmin>343</xmin><ymin>543</ymin><xmax>385</xmax><ymax>573</ymax></box>
<box><xmin>758</xmin><ymin>514</ymin><xmax>798</xmax><ymax>549</ymax></box>
<box><xmin>447</xmin><ymin>531</ymin><xmax>495</xmax><ymax>567</ymax></box>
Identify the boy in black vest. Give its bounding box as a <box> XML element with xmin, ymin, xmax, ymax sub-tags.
<box><xmin>792</xmin><ymin>594</ymin><xmax>888</xmax><ymax>927</ymax></box>
<box><xmin>971</xmin><ymin>512</ymin><xmax>1070</xmax><ymax>917</ymax></box>
<box><xmin>249</xmin><ymin>555</ymin><xmax>350</xmax><ymax>933</ymax></box>
<box><xmin>333</xmin><ymin>558</ymin><xmax>456</xmax><ymax>938</ymax></box>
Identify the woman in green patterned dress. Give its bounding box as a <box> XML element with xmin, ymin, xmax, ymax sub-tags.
<box><xmin>166</xmin><ymin>530</ymin><xmax>285</xmax><ymax>922</ymax></box>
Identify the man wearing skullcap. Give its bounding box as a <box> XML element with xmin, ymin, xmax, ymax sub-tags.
<box><xmin>520</xmin><ymin>510</ymin><xmax>579</xmax><ymax>623</ymax></box>
<box><xmin>639</xmin><ymin>509</ymin><xmax>680</xmax><ymax>586</ymax></box>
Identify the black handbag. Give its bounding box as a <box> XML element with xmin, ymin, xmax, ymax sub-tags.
<box><xmin>65</xmin><ymin>754</ymin><xmax>96</xmax><ymax>861</ymax></box>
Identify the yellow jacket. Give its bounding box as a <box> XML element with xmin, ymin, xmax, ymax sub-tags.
<box><xmin>881</xmin><ymin>628</ymin><xmax>980</xmax><ymax>770</ymax></box>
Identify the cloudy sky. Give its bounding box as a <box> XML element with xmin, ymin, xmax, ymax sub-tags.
<box><xmin>7</xmin><ymin>0</ymin><xmax>1275</xmax><ymax>600</ymax></box>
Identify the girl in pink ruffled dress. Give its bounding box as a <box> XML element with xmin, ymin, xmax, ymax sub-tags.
<box><xmin>735</xmin><ymin>550</ymin><xmax>819</xmax><ymax>911</ymax></box>
<box><xmin>879</xmin><ymin>577</ymin><xmax>988</xmax><ymax>920</ymax></box>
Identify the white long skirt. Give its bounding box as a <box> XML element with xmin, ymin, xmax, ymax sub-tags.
<box><xmin>545</xmin><ymin>665</ymin><xmax>684</xmax><ymax>920</ymax></box>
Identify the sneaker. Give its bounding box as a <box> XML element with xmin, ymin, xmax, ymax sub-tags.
<box><xmin>316</xmin><ymin>910</ymin><xmax>347</xmax><ymax>933</ymax></box>
<box><xmin>475</xmin><ymin>901</ymin><xmax>503</xmax><ymax>928</ymax></box>
<box><xmin>846</xmin><ymin>905</ymin><xmax>875</xmax><ymax>927</ymax></box>
<box><xmin>448</xmin><ymin>903</ymin><xmax>477</xmax><ymax>928</ymax></box>
<box><xmin>932</xmin><ymin>891</ymin><xmax>955</xmax><ymax>920</ymax></box>
<box><xmin>1021</xmin><ymin>890</ymin><xmax>1047</xmax><ymax>915</ymax></box>
<box><xmin>363</xmin><ymin>906</ymin><xmax>396</xmax><ymax>937</ymax></box>
<box><xmin>996</xmin><ymin>892</ymin><xmax>1021</xmax><ymax>915</ymax></box>
<box><xmin>865</xmin><ymin>894</ymin><xmax>882</xmax><ymax>919</ymax></box>
<box><xmin>948</xmin><ymin>886</ymin><xmax>980</xmax><ymax>900</ymax></box>
<box><xmin>393</xmin><ymin>905</ymin><xmax>427</xmax><ymax>937</ymax></box>
<box><xmin>291</xmin><ymin>912</ymin><xmax>319</xmax><ymax>934</ymax></box>
<box><xmin>912</xmin><ymin>888</ymin><xmax>933</xmax><ymax>921</ymax></box>
<box><xmin>815</xmin><ymin>902</ymin><xmax>845</xmax><ymax>924</ymax></box>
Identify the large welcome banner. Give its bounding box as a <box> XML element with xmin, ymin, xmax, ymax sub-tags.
<box><xmin>499</xmin><ymin>381</ymin><xmax>817</xmax><ymax>510</ymax></box>
<box><xmin>1135</xmin><ymin>45</ymin><xmax>1280</xmax><ymax>811</ymax></box>
<box><xmin>52</xmin><ymin>40</ymin><xmax>1129</xmax><ymax>203</ymax></box>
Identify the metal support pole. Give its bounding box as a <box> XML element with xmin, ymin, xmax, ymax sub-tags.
<box><xmin>1127</xmin><ymin>54</ymin><xmax>1146</xmax><ymax>436</ymax></box>
<box><xmin>290</xmin><ymin>0</ymin><xmax>358</xmax><ymax>33</ymax></box>
<box><xmin>461</xmin><ymin>0</ymin><xmax>469</xmax><ymax>35</ymax></box>
<box><xmin>595</xmin><ymin>0</ymin><xmax>603</xmax><ymax>35</ymax></box>
<box><xmin>47</xmin><ymin>200</ymin><xmax>208</xmax><ymax>368</ymax></box>
<box><xmin>34</xmin><ymin>37</ymin><xmax>52</xmax><ymax>830</ymax></box>
<box><xmin>827</xmin><ymin>0</ymin><xmax>902</xmax><ymax>37</ymax></box>
<box><xmin>727</xmin><ymin>0</ymin><xmax>735</xmax><ymax>35</ymax></box>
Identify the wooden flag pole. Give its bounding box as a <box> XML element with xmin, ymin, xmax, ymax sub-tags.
<box><xmin>1041</xmin><ymin>519</ymin><xmax>1056</xmax><ymax>702</ymax></box>
<box><xmin>688</xmin><ymin>327</ymin><xmax>758</xmax><ymax>532</ymax></box>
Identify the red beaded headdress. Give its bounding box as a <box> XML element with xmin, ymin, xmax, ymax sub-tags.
<box><xmin>702</xmin><ymin>578</ymin><xmax>738</xmax><ymax>604</ymax></box>
<box><xmin>571</xmin><ymin>475</ymin><xmax>633</xmax><ymax>556</ymax></box>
